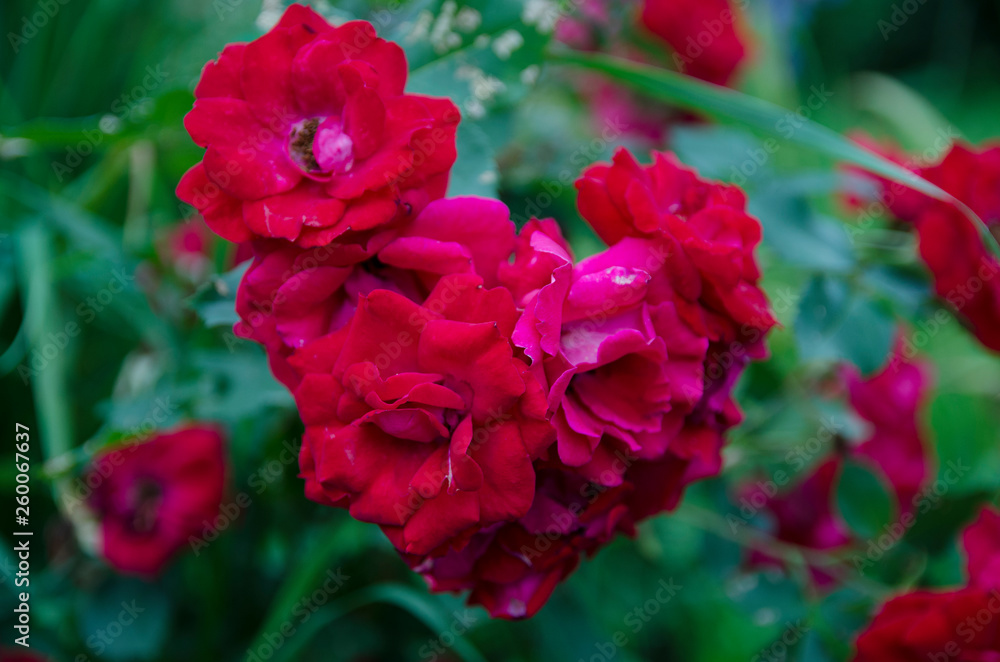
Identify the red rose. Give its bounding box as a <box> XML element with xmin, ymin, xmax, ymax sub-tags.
<box><xmin>639</xmin><ymin>0</ymin><xmax>749</xmax><ymax>85</ymax></box>
<box><xmin>403</xmin><ymin>469</ymin><xmax>636</xmax><ymax>619</ymax></box>
<box><xmin>853</xmin><ymin>505</ymin><xmax>1000</xmax><ymax>659</ymax></box>
<box><xmin>844</xmin><ymin>347</ymin><xmax>933</xmax><ymax>511</ymax></box>
<box><xmin>177</xmin><ymin>4</ymin><xmax>459</xmax><ymax>247</ymax></box>
<box><xmin>234</xmin><ymin>197</ymin><xmax>517</xmax><ymax>389</ymax></box>
<box><xmin>84</xmin><ymin>425</ymin><xmax>227</xmax><ymax>576</ymax></box>
<box><xmin>854</xmin><ymin>588</ymin><xmax>1000</xmax><ymax>661</ymax></box>
<box><xmin>852</xmin><ymin>139</ymin><xmax>1000</xmax><ymax>352</ymax></box>
<box><xmin>964</xmin><ymin>507</ymin><xmax>1000</xmax><ymax>590</ymax></box>
<box><xmin>574</xmin><ymin>148</ymin><xmax>773</xmax><ymax>344</ymax></box>
<box><xmin>406</xmin><ymin>436</ymin><xmax>710</xmax><ymax>619</ymax></box>
<box><xmin>293</xmin><ymin>273</ymin><xmax>554</xmax><ymax>555</ymax></box>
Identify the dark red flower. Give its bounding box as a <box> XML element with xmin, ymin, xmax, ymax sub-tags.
<box><xmin>234</xmin><ymin>197</ymin><xmax>516</xmax><ymax>389</ymax></box>
<box><xmin>964</xmin><ymin>507</ymin><xmax>1000</xmax><ymax>590</ymax></box>
<box><xmin>292</xmin><ymin>273</ymin><xmax>554</xmax><ymax>556</ymax></box>
<box><xmin>852</xmin><ymin>139</ymin><xmax>1000</xmax><ymax>352</ymax></box>
<box><xmin>757</xmin><ymin>458</ymin><xmax>851</xmax><ymax>556</ymax></box>
<box><xmin>543</xmin><ymin>148</ymin><xmax>772</xmax><ymax>493</ymax></box>
<box><xmin>853</xmin><ymin>587</ymin><xmax>1000</xmax><ymax>661</ymax></box>
<box><xmin>639</xmin><ymin>0</ymin><xmax>749</xmax><ymax>85</ymax></box>
<box><xmin>852</xmin><ymin>504</ymin><xmax>1000</xmax><ymax>659</ymax></box>
<box><xmin>744</xmin><ymin>342</ymin><xmax>932</xmax><ymax>582</ymax></box>
<box><xmin>85</xmin><ymin>425</ymin><xmax>227</xmax><ymax>576</ymax></box>
<box><xmin>845</xmin><ymin>347</ymin><xmax>933</xmax><ymax>512</ymax></box>
<box><xmin>574</xmin><ymin>148</ymin><xmax>773</xmax><ymax>346</ymax></box>
<box><xmin>403</xmin><ymin>469</ymin><xmax>636</xmax><ymax>619</ymax></box>
<box><xmin>176</xmin><ymin>4</ymin><xmax>459</xmax><ymax>247</ymax></box>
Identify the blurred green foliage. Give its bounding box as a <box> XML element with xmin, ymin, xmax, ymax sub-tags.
<box><xmin>2</xmin><ymin>0</ymin><xmax>1000</xmax><ymax>661</ymax></box>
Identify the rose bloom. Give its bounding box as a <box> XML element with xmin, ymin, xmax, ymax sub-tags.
<box><xmin>292</xmin><ymin>272</ymin><xmax>554</xmax><ymax>556</ymax></box>
<box><xmin>854</xmin><ymin>588</ymin><xmax>1000</xmax><ymax>661</ymax></box>
<box><xmin>853</xmin><ymin>506</ymin><xmax>1000</xmax><ymax>661</ymax></box>
<box><xmin>234</xmin><ymin>197</ymin><xmax>516</xmax><ymax>389</ymax></box>
<box><xmin>842</xmin><ymin>345</ymin><xmax>932</xmax><ymax>511</ymax></box>
<box><xmin>405</xmin><ymin>444</ymin><xmax>704</xmax><ymax>620</ymax></box>
<box><xmin>640</xmin><ymin>0</ymin><xmax>750</xmax><ymax>85</ymax></box>
<box><xmin>503</xmin><ymin>216</ymin><xmax>751</xmax><ymax>488</ymax></box>
<box><xmin>519</xmin><ymin>148</ymin><xmax>775</xmax><ymax>484</ymax></box>
<box><xmin>177</xmin><ymin>4</ymin><xmax>459</xmax><ymax>248</ymax></box>
<box><xmin>84</xmin><ymin>425</ymin><xmax>227</xmax><ymax>576</ymax></box>
<box><xmin>852</xmin><ymin>138</ymin><xmax>1000</xmax><ymax>352</ymax></box>
<box><xmin>964</xmin><ymin>507</ymin><xmax>1000</xmax><ymax>590</ymax></box>
<box><xmin>402</xmin><ymin>468</ymin><xmax>636</xmax><ymax>619</ymax></box>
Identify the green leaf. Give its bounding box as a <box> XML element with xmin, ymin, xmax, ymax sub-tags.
<box><xmin>187</xmin><ymin>262</ymin><xmax>249</xmax><ymax>328</ymax></box>
<box><xmin>405</xmin><ymin>0</ymin><xmax>549</xmax><ymax>120</ymax></box>
<box><xmin>13</xmin><ymin>224</ymin><xmax>74</xmax><ymax>459</ymax></box>
<box><xmin>928</xmin><ymin>394</ymin><xmax>1000</xmax><ymax>495</ymax></box>
<box><xmin>836</xmin><ymin>461</ymin><xmax>895</xmax><ymax>541</ymax></box>
<box><xmin>272</xmin><ymin>584</ymin><xmax>488</xmax><ymax>662</ymax></box>
<box><xmin>751</xmin><ymin>194</ymin><xmax>856</xmax><ymax>273</ymax></box>
<box><xmin>794</xmin><ymin>276</ymin><xmax>895</xmax><ymax>374</ymax></box>
<box><xmin>447</xmin><ymin>121</ymin><xmax>498</xmax><ymax>197</ymax></box>
<box><xmin>75</xmin><ymin>576</ymin><xmax>171</xmax><ymax>661</ymax></box>
<box><xmin>550</xmin><ymin>49</ymin><xmax>1000</xmax><ymax>263</ymax></box>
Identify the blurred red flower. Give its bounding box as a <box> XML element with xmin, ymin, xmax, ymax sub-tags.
<box><xmin>85</xmin><ymin>425</ymin><xmax>227</xmax><ymax>576</ymax></box>
<box><xmin>640</xmin><ymin>0</ymin><xmax>750</xmax><ymax>85</ymax></box>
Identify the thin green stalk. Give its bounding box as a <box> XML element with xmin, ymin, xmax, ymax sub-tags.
<box><xmin>548</xmin><ymin>48</ymin><xmax>1000</xmax><ymax>265</ymax></box>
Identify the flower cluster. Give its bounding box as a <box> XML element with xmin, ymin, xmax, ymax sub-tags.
<box><xmin>853</xmin><ymin>506</ymin><xmax>1000</xmax><ymax>660</ymax></box>
<box><xmin>179</xmin><ymin>5</ymin><xmax>773</xmax><ymax>619</ymax></box>
<box><xmin>852</xmin><ymin>138</ymin><xmax>1000</xmax><ymax>352</ymax></box>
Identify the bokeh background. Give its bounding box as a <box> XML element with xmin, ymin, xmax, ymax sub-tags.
<box><xmin>2</xmin><ymin>0</ymin><xmax>1000</xmax><ymax>660</ymax></box>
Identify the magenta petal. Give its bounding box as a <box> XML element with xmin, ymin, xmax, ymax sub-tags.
<box><xmin>243</xmin><ymin>183</ymin><xmax>346</xmax><ymax>240</ymax></box>
<box><xmin>195</xmin><ymin>43</ymin><xmax>246</xmax><ymax>99</ymax></box>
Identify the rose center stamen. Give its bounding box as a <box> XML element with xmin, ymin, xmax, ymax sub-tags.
<box><xmin>289</xmin><ymin>118</ymin><xmax>321</xmax><ymax>172</ymax></box>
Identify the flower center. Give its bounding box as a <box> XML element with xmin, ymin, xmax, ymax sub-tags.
<box><xmin>289</xmin><ymin>117</ymin><xmax>354</xmax><ymax>175</ymax></box>
<box><xmin>126</xmin><ymin>478</ymin><xmax>164</xmax><ymax>533</ymax></box>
